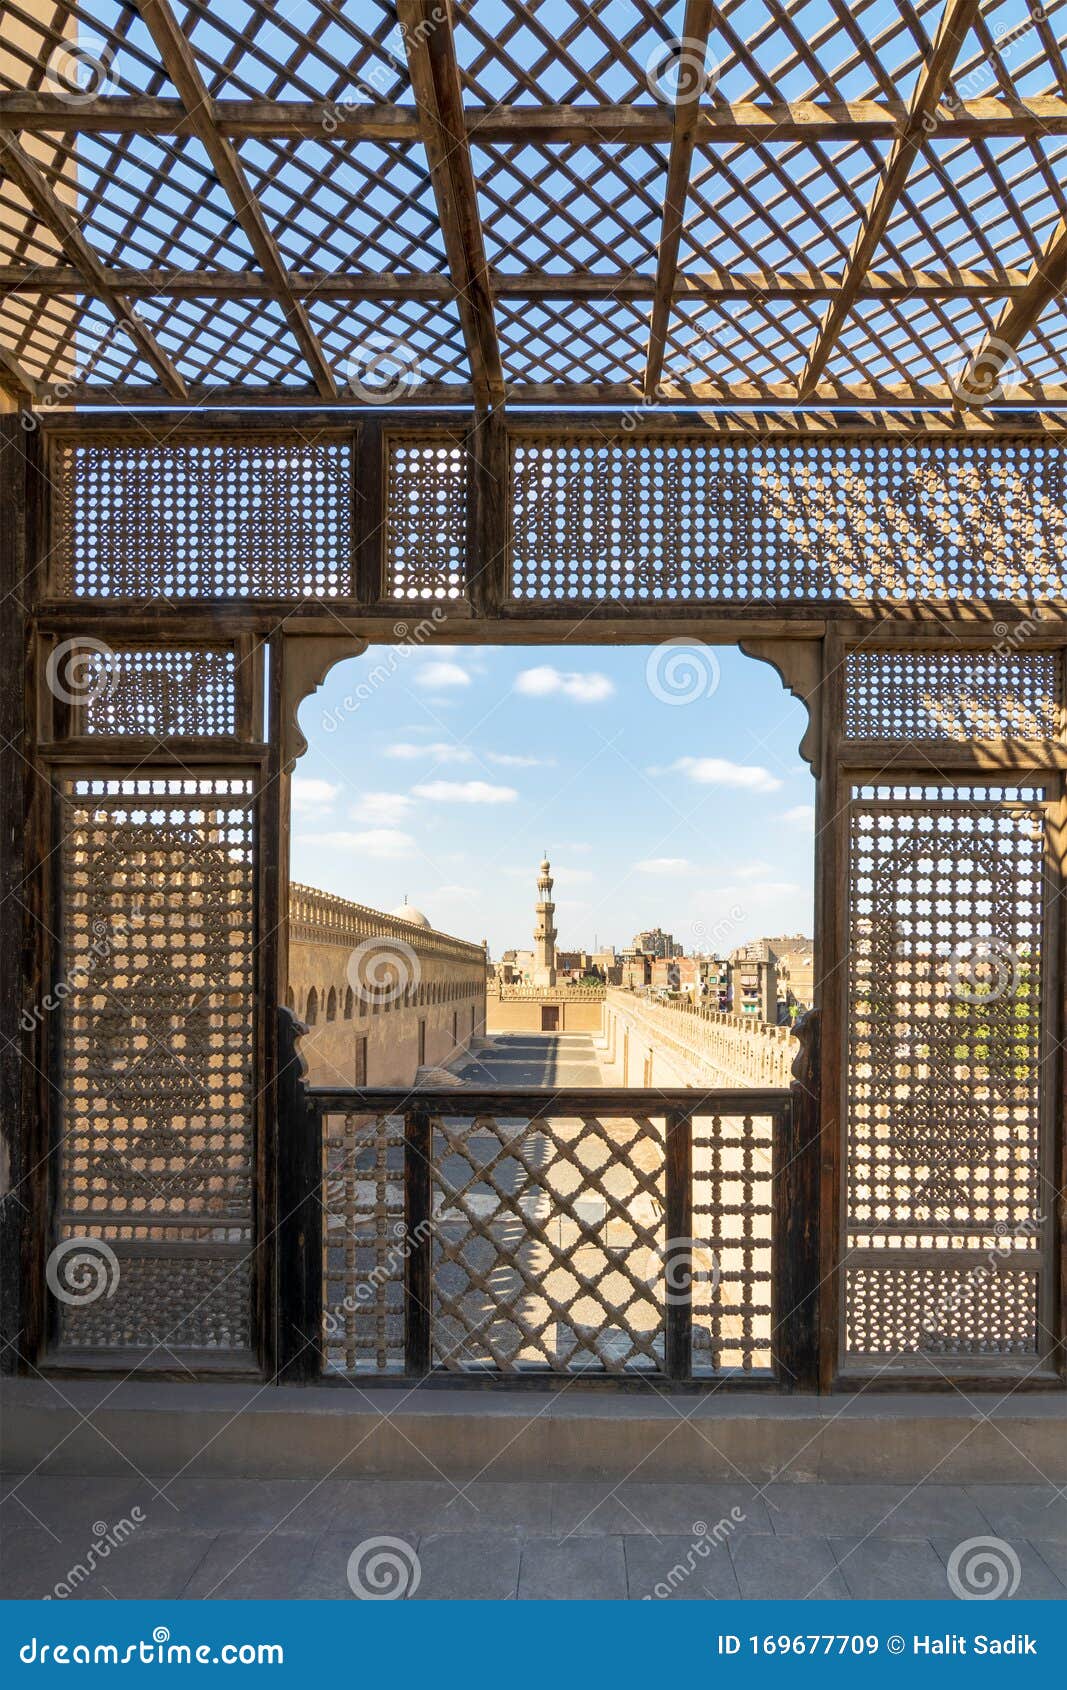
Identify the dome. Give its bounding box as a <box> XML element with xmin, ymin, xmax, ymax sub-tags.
<box><xmin>392</xmin><ymin>902</ymin><xmax>431</xmax><ymax>929</ymax></box>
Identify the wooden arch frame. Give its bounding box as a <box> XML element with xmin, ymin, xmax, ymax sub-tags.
<box><xmin>1</xmin><ymin>409</ymin><xmax>1065</xmax><ymax>1393</ymax></box>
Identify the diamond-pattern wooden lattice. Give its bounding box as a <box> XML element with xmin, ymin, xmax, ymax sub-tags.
<box><xmin>2</xmin><ymin>0</ymin><xmax>1066</xmax><ymax>408</ymax></box>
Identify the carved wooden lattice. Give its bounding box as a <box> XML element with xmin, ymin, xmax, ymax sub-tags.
<box><xmin>511</xmin><ymin>437</ymin><xmax>1067</xmax><ymax>603</ymax></box>
<box><xmin>844</xmin><ymin>782</ymin><xmax>1048</xmax><ymax>1366</ymax></box>
<box><xmin>844</xmin><ymin>650</ymin><xmax>1062</xmax><ymax>741</ymax></box>
<box><xmin>431</xmin><ymin>1110</ymin><xmax>666</xmax><ymax>1373</ymax></box>
<box><xmin>71</xmin><ymin>645</ymin><xmax>239</xmax><ymax>737</ymax></box>
<box><xmin>692</xmin><ymin>1111</ymin><xmax>774</xmax><ymax>1373</ymax></box>
<box><xmin>52</xmin><ymin>441</ymin><xmax>353</xmax><ymax>598</ymax></box>
<box><xmin>322</xmin><ymin>1111</ymin><xmax>405</xmax><ymax>1374</ymax></box>
<box><xmin>384</xmin><ymin>437</ymin><xmax>468</xmax><ymax>600</ymax></box>
<box><xmin>56</xmin><ymin>774</ymin><xmax>256</xmax><ymax>1352</ymax></box>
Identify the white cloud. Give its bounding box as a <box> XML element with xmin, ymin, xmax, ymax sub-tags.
<box><xmin>412</xmin><ymin>780</ymin><xmax>517</xmax><ymax>805</ymax></box>
<box><xmin>318</xmin><ymin>829</ymin><xmax>416</xmax><ymax>858</ymax></box>
<box><xmin>634</xmin><ymin>857</ymin><xmax>692</xmax><ymax>875</ymax></box>
<box><xmin>485</xmin><ymin>751</ymin><xmax>556</xmax><ymax>768</ymax></box>
<box><xmin>434</xmin><ymin>884</ymin><xmax>479</xmax><ymax>903</ymax></box>
<box><xmin>658</xmin><ymin>756</ymin><xmax>783</xmax><ymax>794</ymax></box>
<box><xmin>414</xmin><ymin>661</ymin><xmax>471</xmax><ymax>690</ymax></box>
<box><xmin>386</xmin><ymin>740</ymin><xmax>473</xmax><ymax>763</ymax></box>
<box><xmin>783</xmin><ymin>803</ymin><xmax>815</xmax><ymax>826</ymax></box>
<box><xmin>351</xmin><ymin>792</ymin><xmax>416</xmax><ymax>826</ymax></box>
<box><xmin>734</xmin><ymin>860</ymin><xmax>774</xmax><ymax>882</ymax></box>
<box><xmin>291</xmin><ymin>776</ymin><xmax>339</xmax><ymax>811</ymax></box>
<box><xmin>552</xmin><ymin>866</ymin><xmax>595</xmax><ymax>886</ymax></box>
<box><xmin>515</xmin><ymin>665</ymin><xmax>615</xmax><ymax>703</ymax></box>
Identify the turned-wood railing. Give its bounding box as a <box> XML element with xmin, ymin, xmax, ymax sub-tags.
<box><xmin>275</xmin><ymin>1006</ymin><xmax>821</xmax><ymax>1390</ymax></box>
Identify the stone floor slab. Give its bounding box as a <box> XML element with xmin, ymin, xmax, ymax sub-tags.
<box><xmin>518</xmin><ymin>1535</ymin><xmax>627</xmax><ymax>1600</ymax></box>
<box><xmin>831</xmin><ymin>1536</ymin><xmax>955</xmax><ymax>1600</ymax></box>
<box><xmin>624</xmin><ymin>1533</ymin><xmax>742</xmax><ymax>1600</ymax></box>
<box><xmin>731</xmin><ymin>1535</ymin><xmax>849</xmax><ymax>1600</ymax></box>
<box><xmin>0</xmin><ymin>1521</ymin><xmax>215</xmax><ymax>1600</ymax></box>
<box><xmin>414</xmin><ymin>1532</ymin><xmax>521</xmax><ymax>1600</ymax></box>
<box><xmin>551</xmin><ymin>1481</ymin><xmax>769</xmax><ymax>1537</ymax></box>
<box><xmin>766</xmin><ymin>1482</ymin><xmax>988</xmax><ymax>1541</ymax></box>
<box><xmin>142</xmin><ymin>1477</ymin><xmax>343</xmax><ymax>1536</ymax></box>
<box><xmin>183</xmin><ymin>1530</ymin><xmax>319</xmax><ymax>1600</ymax></box>
<box><xmin>430</xmin><ymin>1481</ymin><xmax>552</xmax><ymax>1534</ymax></box>
<box><xmin>967</xmin><ymin>1485</ymin><xmax>1067</xmax><ymax>1542</ymax></box>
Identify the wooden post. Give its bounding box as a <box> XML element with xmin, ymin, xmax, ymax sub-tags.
<box><xmin>664</xmin><ymin>1106</ymin><xmax>693</xmax><ymax>1380</ymax></box>
<box><xmin>466</xmin><ymin>409</ymin><xmax>508</xmax><ymax>615</ymax></box>
<box><xmin>275</xmin><ymin>1006</ymin><xmax>322</xmax><ymax>1381</ymax></box>
<box><xmin>773</xmin><ymin>1007</ymin><xmax>822</xmax><ymax>1391</ymax></box>
<box><xmin>404</xmin><ymin>1103</ymin><xmax>433</xmax><ymax>1376</ymax></box>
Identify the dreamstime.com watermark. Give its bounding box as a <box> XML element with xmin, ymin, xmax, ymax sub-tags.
<box><xmin>642</xmin><ymin>1509</ymin><xmax>746</xmax><ymax>1599</ymax></box>
<box><xmin>946</xmin><ymin>1536</ymin><xmax>1022</xmax><ymax>1600</ymax></box>
<box><xmin>646</xmin><ymin>640</ymin><xmax>722</xmax><ymax>706</ymax></box>
<box><xmin>21</xmin><ymin>911</ymin><xmax>138</xmax><ymax>1033</ymax></box>
<box><xmin>346</xmin><ymin>1536</ymin><xmax>422</xmax><ymax>1599</ymax></box>
<box><xmin>345</xmin><ymin>935</ymin><xmax>422</xmax><ymax>1008</ymax></box>
<box><xmin>45</xmin><ymin>1235</ymin><xmax>121</xmax><ymax>1308</ymax></box>
<box><xmin>43</xmin><ymin>1512</ymin><xmax>146</xmax><ymax>1600</ymax></box>
<box><xmin>19</xmin><ymin>1629</ymin><xmax>284</xmax><ymax>1666</ymax></box>
<box><xmin>323</xmin><ymin>1218</ymin><xmax>436</xmax><ymax>1334</ymax></box>
<box><xmin>920</xmin><ymin>1212</ymin><xmax>1046</xmax><ymax>1351</ymax></box>
<box><xmin>639</xmin><ymin>1236</ymin><xmax>720</xmax><ymax>1305</ymax></box>
<box><xmin>321</xmin><ymin>611</ymin><xmax>446</xmax><ymax>731</ymax></box>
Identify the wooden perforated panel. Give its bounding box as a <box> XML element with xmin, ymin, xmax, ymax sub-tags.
<box><xmin>844</xmin><ymin>782</ymin><xmax>1049</xmax><ymax>1368</ymax></box>
<box><xmin>844</xmin><ymin>650</ymin><xmax>1062</xmax><ymax>741</ymax></box>
<box><xmin>384</xmin><ymin>437</ymin><xmax>468</xmax><ymax>600</ymax></box>
<box><xmin>322</xmin><ymin>1111</ymin><xmax>405</xmax><ymax>1375</ymax></box>
<box><xmin>510</xmin><ymin>437</ymin><xmax>1067</xmax><ymax>603</ymax></box>
<box><xmin>52</xmin><ymin>440</ymin><xmax>353</xmax><ymax>598</ymax></box>
<box><xmin>55</xmin><ymin>774</ymin><xmax>256</xmax><ymax>1353</ymax></box>
<box><xmin>66</xmin><ymin>645</ymin><xmax>239</xmax><ymax>737</ymax></box>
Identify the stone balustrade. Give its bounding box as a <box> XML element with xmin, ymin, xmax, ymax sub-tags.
<box><xmin>289</xmin><ymin>882</ymin><xmax>486</xmax><ymax>966</ymax></box>
<box><xmin>496</xmin><ymin>984</ymin><xmax>606</xmax><ymax>1002</ymax></box>
<box><xmin>603</xmin><ymin>988</ymin><xmax>797</xmax><ymax>1089</ymax></box>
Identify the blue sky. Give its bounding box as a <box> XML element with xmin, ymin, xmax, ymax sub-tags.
<box><xmin>291</xmin><ymin>641</ymin><xmax>815</xmax><ymax>957</ymax></box>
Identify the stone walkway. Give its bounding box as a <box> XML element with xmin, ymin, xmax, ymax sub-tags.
<box><xmin>450</xmin><ymin>1031</ymin><xmax>609</xmax><ymax>1088</ymax></box>
<box><xmin>3</xmin><ymin>1476</ymin><xmax>1064</xmax><ymax>1600</ymax></box>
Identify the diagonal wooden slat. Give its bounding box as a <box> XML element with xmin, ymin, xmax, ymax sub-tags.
<box><xmin>0</xmin><ymin>134</ymin><xmax>188</xmax><ymax>399</ymax></box>
<box><xmin>797</xmin><ymin>0</ymin><xmax>985</xmax><ymax>400</ymax></box>
<box><xmin>134</xmin><ymin>0</ymin><xmax>337</xmax><ymax>400</ymax></box>
<box><xmin>644</xmin><ymin>0</ymin><xmax>714</xmax><ymax>400</ymax></box>
<box><xmin>965</xmin><ymin>217</ymin><xmax>1067</xmax><ymax>402</ymax></box>
<box><xmin>397</xmin><ymin>0</ymin><xmax>504</xmax><ymax>409</ymax></box>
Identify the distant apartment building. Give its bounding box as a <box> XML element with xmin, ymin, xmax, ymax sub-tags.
<box><xmin>633</xmin><ymin>927</ymin><xmax>683</xmax><ymax>959</ymax></box>
<box><xmin>729</xmin><ymin>952</ymin><xmax>778</xmax><ymax>1021</ymax></box>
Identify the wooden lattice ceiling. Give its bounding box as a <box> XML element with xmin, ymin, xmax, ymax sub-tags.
<box><xmin>0</xmin><ymin>0</ymin><xmax>1065</xmax><ymax>411</ymax></box>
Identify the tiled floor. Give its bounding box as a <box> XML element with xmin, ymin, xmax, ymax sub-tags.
<box><xmin>450</xmin><ymin>1032</ymin><xmax>609</xmax><ymax>1088</ymax></box>
<box><xmin>2</xmin><ymin>1476</ymin><xmax>1064</xmax><ymax>1601</ymax></box>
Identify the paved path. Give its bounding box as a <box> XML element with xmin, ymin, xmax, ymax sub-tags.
<box><xmin>449</xmin><ymin>1031</ymin><xmax>609</xmax><ymax>1088</ymax></box>
<box><xmin>3</xmin><ymin>1475</ymin><xmax>1063</xmax><ymax>1600</ymax></box>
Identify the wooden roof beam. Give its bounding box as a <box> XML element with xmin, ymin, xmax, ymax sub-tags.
<box><xmin>3</xmin><ymin>92</ymin><xmax>1067</xmax><ymax>142</ymax></box>
<box><xmin>397</xmin><ymin>0</ymin><xmax>503</xmax><ymax>410</ymax></box>
<box><xmin>644</xmin><ymin>1</ymin><xmax>715</xmax><ymax>400</ymax></box>
<box><xmin>797</xmin><ymin>0</ymin><xmax>985</xmax><ymax>400</ymax></box>
<box><xmin>0</xmin><ymin>341</ymin><xmax>39</xmax><ymax>403</ymax></box>
<box><xmin>964</xmin><ymin>217</ymin><xmax>1067</xmax><ymax>402</ymax></box>
<box><xmin>0</xmin><ymin>134</ymin><xmax>188</xmax><ymax>398</ymax></box>
<box><xmin>134</xmin><ymin>0</ymin><xmax>337</xmax><ymax>399</ymax></box>
<box><xmin>0</xmin><ymin>265</ymin><xmax>1033</xmax><ymax>300</ymax></box>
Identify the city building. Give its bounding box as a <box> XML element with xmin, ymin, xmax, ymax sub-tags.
<box><xmin>532</xmin><ymin>856</ymin><xmax>558</xmax><ymax>987</ymax></box>
<box><xmin>633</xmin><ymin>927</ymin><xmax>683</xmax><ymax>959</ymax></box>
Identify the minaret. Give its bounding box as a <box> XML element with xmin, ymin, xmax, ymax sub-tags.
<box><xmin>532</xmin><ymin>854</ymin><xmax>557</xmax><ymax>986</ymax></box>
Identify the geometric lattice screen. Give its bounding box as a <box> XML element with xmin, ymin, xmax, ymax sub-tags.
<box><xmin>51</xmin><ymin>441</ymin><xmax>353</xmax><ymax>599</ymax></box>
<box><xmin>510</xmin><ymin>438</ymin><xmax>1067</xmax><ymax>604</ymax></box>
<box><xmin>843</xmin><ymin>651</ymin><xmax>1062</xmax><ymax>742</ymax></box>
<box><xmin>844</xmin><ymin>782</ymin><xmax>1049</xmax><ymax>1369</ymax></box>
<box><xmin>55</xmin><ymin>774</ymin><xmax>256</xmax><ymax>1353</ymax></box>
